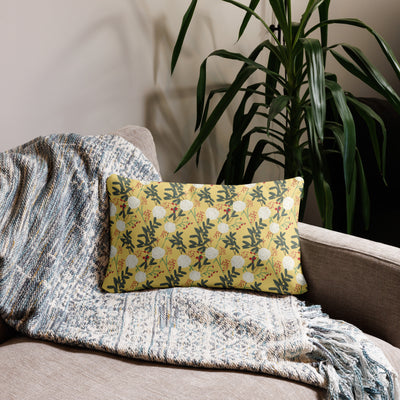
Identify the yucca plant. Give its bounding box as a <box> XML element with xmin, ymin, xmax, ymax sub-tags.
<box><xmin>171</xmin><ymin>0</ymin><xmax>400</xmax><ymax>232</ymax></box>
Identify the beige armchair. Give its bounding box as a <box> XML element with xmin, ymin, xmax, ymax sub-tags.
<box><xmin>1</xmin><ymin>126</ymin><xmax>399</xmax><ymax>399</ymax></box>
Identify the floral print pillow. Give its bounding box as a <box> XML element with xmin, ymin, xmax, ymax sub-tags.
<box><xmin>102</xmin><ymin>174</ymin><xmax>307</xmax><ymax>294</ymax></box>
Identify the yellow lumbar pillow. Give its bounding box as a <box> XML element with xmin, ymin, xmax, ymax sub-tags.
<box><xmin>102</xmin><ymin>174</ymin><xmax>307</xmax><ymax>295</ymax></box>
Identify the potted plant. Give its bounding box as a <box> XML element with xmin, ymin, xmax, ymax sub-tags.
<box><xmin>170</xmin><ymin>0</ymin><xmax>400</xmax><ymax>232</ymax></box>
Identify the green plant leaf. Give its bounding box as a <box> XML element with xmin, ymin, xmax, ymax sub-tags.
<box><xmin>305</xmin><ymin>107</ymin><xmax>333</xmax><ymax>228</ymax></box>
<box><xmin>222</xmin><ymin>0</ymin><xmax>281</xmax><ymax>44</ymax></box>
<box><xmin>302</xmin><ymin>38</ymin><xmax>326</xmax><ymax>140</ymax></box>
<box><xmin>346</xmin><ymin>95</ymin><xmax>387</xmax><ymax>180</ymax></box>
<box><xmin>267</xmin><ymin>95</ymin><xmax>290</xmax><ymax>132</ymax></box>
<box><xmin>171</xmin><ymin>0</ymin><xmax>198</xmax><ymax>73</ymax></box>
<box><xmin>265</xmin><ymin>48</ymin><xmax>282</xmax><ymax>106</ymax></box>
<box><xmin>318</xmin><ymin>0</ymin><xmax>330</xmax><ymax>64</ymax></box>
<box><xmin>295</xmin><ymin>0</ymin><xmax>326</xmax><ymax>44</ymax></box>
<box><xmin>341</xmin><ymin>44</ymin><xmax>400</xmax><ymax>113</ymax></box>
<box><xmin>175</xmin><ymin>64</ymin><xmax>258</xmax><ymax>172</ymax></box>
<box><xmin>307</xmin><ymin>18</ymin><xmax>400</xmax><ymax>81</ymax></box>
<box><xmin>325</xmin><ymin>79</ymin><xmax>356</xmax><ymax>194</ymax></box>
<box><xmin>238</xmin><ymin>0</ymin><xmax>261</xmax><ymax>40</ymax></box>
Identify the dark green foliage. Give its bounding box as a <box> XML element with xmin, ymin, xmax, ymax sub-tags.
<box><xmin>189</xmin><ymin>220</ymin><xmax>214</xmax><ymax>253</ymax></box>
<box><xmin>216</xmin><ymin>185</ymin><xmax>237</xmax><ymax>205</ymax></box>
<box><xmin>107</xmin><ymin>267</ymin><xmax>133</xmax><ymax>292</ymax></box>
<box><xmin>269</xmin><ymin>270</ymin><xmax>294</xmax><ymax>294</ymax></box>
<box><xmin>268</xmin><ymin>180</ymin><xmax>287</xmax><ymax>203</ymax></box>
<box><xmin>169</xmin><ymin>231</ymin><xmax>188</xmax><ymax>252</ymax></box>
<box><xmin>111</xmin><ymin>175</ymin><xmax>133</xmax><ymax>201</ymax></box>
<box><xmin>121</xmin><ymin>230</ymin><xmax>135</xmax><ymax>253</ymax></box>
<box><xmin>144</xmin><ymin>184</ymin><xmax>163</xmax><ymax>204</ymax></box>
<box><xmin>160</xmin><ymin>267</ymin><xmax>186</xmax><ymax>287</ymax></box>
<box><xmin>171</xmin><ymin>0</ymin><xmax>400</xmax><ymax>233</ymax></box>
<box><xmin>197</xmin><ymin>186</ymin><xmax>215</xmax><ymax>206</ymax></box>
<box><xmin>249</xmin><ymin>185</ymin><xmax>268</xmax><ymax>204</ymax></box>
<box><xmin>222</xmin><ymin>232</ymin><xmax>241</xmax><ymax>253</ymax></box>
<box><xmin>250</xmin><ymin>281</ymin><xmax>262</xmax><ymax>291</ymax></box>
<box><xmin>273</xmin><ymin>232</ymin><xmax>290</xmax><ymax>254</ymax></box>
<box><xmin>215</xmin><ymin>268</ymin><xmax>240</xmax><ymax>288</ymax></box>
<box><xmin>137</xmin><ymin>219</ymin><xmax>161</xmax><ymax>252</ymax></box>
<box><xmin>242</xmin><ymin>221</ymin><xmax>267</xmax><ymax>252</ymax></box>
<box><xmin>164</xmin><ymin>182</ymin><xmax>186</xmax><ymax>203</ymax></box>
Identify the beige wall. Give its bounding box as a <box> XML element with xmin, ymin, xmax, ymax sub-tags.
<box><xmin>1</xmin><ymin>1</ymin><xmax>399</xmax><ymax>188</ymax></box>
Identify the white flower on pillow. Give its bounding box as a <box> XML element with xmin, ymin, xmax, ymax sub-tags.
<box><xmin>231</xmin><ymin>255</ymin><xmax>245</xmax><ymax>268</ymax></box>
<box><xmin>135</xmin><ymin>271</ymin><xmax>146</xmax><ymax>283</ymax></box>
<box><xmin>192</xmin><ymin>184</ymin><xmax>204</xmax><ymax>189</ymax></box>
<box><xmin>126</xmin><ymin>254</ymin><xmax>138</xmax><ymax>268</ymax></box>
<box><xmin>128</xmin><ymin>196</ymin><xmax>140</xmax><ymax>209</ymax></box>
<box><xmin>152</xmin><ymin>206</ymin><xmax>166</xmax><ymax>219</ymax></box>
<box><xmin>217</xmin><ymin>223</ymin><xmax>229</xmax><ymax>234</ymax></box>
<box><xmin>110</xmin><ymin>203</ymin><xmax>117</xmax><ymax>217</ymax></box>
<box><xmin>232</xmin><ymin>200</ymin><xmax>246</xmax><ymax>212</ymax></box>
<box><xmin>243</xmin><ymin>272</ymin><xmax>254</xmax><ymax>283</ymax></box>
<box><xmin>110</xmin><ymin>245</ymin><xmax>117</xmax><ymax>258</ymax></box>
<box><xmin>152</xmin><ymin>247</ymin><xmax>165</xmax><ymax>259</ymax></box>
<box><xmin>282</xmin><ymin>255</ymin><xmax>295</xmax><ymax>270</ymax></box>
<box><xmin>205</xmin><ymin>207</ymin><xmax>219</xmax><ymax>220</ymax></box>
<box><xmin>282</xmin><ymin>197</ymin><xmax>294</xmax><ymax>210</ymax></box>
<box><xmin>244</xmin><ymin>183</ymin><xmax>256</xmax><ymax>188</ymax></box>
<box><xmin>116</xmin><ymin>220</ymin><xmax>126</xmax><ymax>232</ymax></box>
<box><xmin>205</xmin><ymin>247</ymin><xmax>219</xmax><ymax>259</ymax></box>
<box><xmin>164</xmin><ymin>222</ymin><xmax>176</xmax><ymax>233</ymax></box>
<box><xmin>296</xmin><ymin>273</ymin><xmax>306</xmax><ymax>285</ymax></box>
<box><xmin>258</xmin><ymin>248</ymin><xmax>271</xmax><ymax>261</ymax></box>
<box><xmin>269</xmin><ymin>222</ymin><xmax>280</xmax><ymax>234</ymax></box>
<box><xmin>179</xmin><ymin>199</ymin><xmax>193</xmax><ymax>211</ymax></box>
<box><xmin>258</xmin><ymin>207</ymin><xmax>271</xmax><ymax>220</ymax></box>
<box><xmin>189</xmin><ymin>270</ymin><xmax>201</xmax><ymax>281</ymax></box>
<box><xmin>177</xmin><ymin>255</ymin><xmax>191</xmax><ymax>268</ymax></box>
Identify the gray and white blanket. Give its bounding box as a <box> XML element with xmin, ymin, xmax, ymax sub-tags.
<box><xmin>0</xmin><ymin>134</ymin><xmax>398</xmax><ymax>399</ymax></box>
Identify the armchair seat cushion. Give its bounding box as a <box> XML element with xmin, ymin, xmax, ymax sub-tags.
<box><xmin>1</xmin><ymin>334</ymin><xmax>398</xmax><ymax>400</ymax></box>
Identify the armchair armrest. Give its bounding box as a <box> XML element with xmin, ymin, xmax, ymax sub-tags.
<box><xmin>299</xmin><ymin>222</ymin><xmax>400</xmax><ymax>348</ymax></box>
<box><xmin>111</xmin><ymin>125</ymin><xmax>160</xmax><ymax>175</ymax></box>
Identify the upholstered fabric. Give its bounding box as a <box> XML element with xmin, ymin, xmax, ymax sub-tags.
<box><xmin>1</xmin><ymin>335</ymin><xmax>398</xmax><ymax>400</ymax></box>
<box><xmin>111</xmin><ymin>125</ymin><xmax>160</xmax><ymax>174</ymax></box>
<box><xmin>299</xmin><ymin>222</ymin><xmax>400</xmax><ymax>347</ymax></box>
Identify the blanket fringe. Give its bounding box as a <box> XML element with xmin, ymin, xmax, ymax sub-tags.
<box><xmin>303</xmin><ymin>305</ymin><xmax>399</xmax><ymax>400</ymax></box>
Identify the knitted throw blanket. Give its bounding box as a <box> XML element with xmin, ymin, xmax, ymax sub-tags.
<box><xmin>0</xmin><ymin>134</ymin><xmax>398</xmax><ymax>399</ymax></box>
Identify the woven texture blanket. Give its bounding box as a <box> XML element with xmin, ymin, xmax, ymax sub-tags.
<box><xmin>0</xmin><ymin>134</ymin><xmax>398</xmax><ymax>399</ymax></box>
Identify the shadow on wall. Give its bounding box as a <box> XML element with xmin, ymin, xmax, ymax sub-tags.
<box><xmin>144</xmin><ymin>86</ymin><xmax>227</xmax><ymax>185</ymax></box>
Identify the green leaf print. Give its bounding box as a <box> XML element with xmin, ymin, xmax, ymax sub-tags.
<box><xmin>273</xmin><ymin>232</ymin><xmax>290</xmax><ymax>254</ymax></box>
<box><xmin>189</xmin><ymin>221</ymin><xmax>214</xmax><ymax>253</ymax></box>
<box><xmin>121</xmin><ymin>230</ymin><xmax>135</xmax><ymax>253</ymax></box>
<box><xmin>164</xmin><ymin>182</ymin><xmax>186</xmax><ymax>203</ymax></box>
<box><xmin>137</xmin><ymin>220</ymin><xmax>161</xmax><ymax>252</ymax></box>
<box><xmin>268</xmin><ymin>180</ymin><xmax>288</xmax><ymax>203</ymax></box>
<box><xmin>215</xmin><ymin>268</ymin><xmax>240</xmax><ymax>288</ymax></box>
<box><xmin>169</xmin><ymin>231</ymin><xmax>188</xmax><ymax>252</ymax></box>
<box><xmin>250</xmin><ymin>281</ymin><xmax>262</xmax><ymax>291</ymax></box>
<box><xmin>249</xmin><ymin>186</ymin><xmax>267</xmax><ymax>204</ymax></box>
<box><xmin>144</xmin><ymin>184</ymin><xmax>162</xmax><ymax>204</ymax></box>
<box><xmin>216</xmin><ymin>185</ymin><xmax>237</xmax><ymax>205</ymax></box>
<box><xmin>222</xmin><ymin>232</ymin><xmax>241</xmax><ymax>253</ymax></box>
<box><xmin>106</xmin><ymin>267</ymin><xmax>133</xmax><ymax>292</ymax></box>
<box><xmin>160</xmin><ymin>266</ymin><xmax>186</xmax><ymax>287</ymax></box>
<box><xmin>197</xmin><ymin>187</ymin><xmax>214</xmax><ymax>206</ymax></box>
<box><xmin>269</xmin><ymin>270</ymin><xmax>294</xmax><ymax>294</ymax></box>
<box><xmin>197</xmin><ymin>279</ymin><xmax>209</xmax><ymax>288</ymax></box>
<box><xmin>111</xmin><ymin>175</ymin><xmax>133</xmax><ymax>201</ymax></box>
<box><xmin>242</xmin><ymin>221</ymin><xmax>267</xmax><ymax>253</ymax></box>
